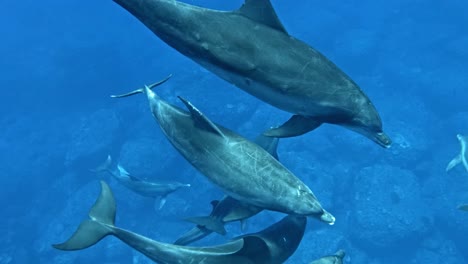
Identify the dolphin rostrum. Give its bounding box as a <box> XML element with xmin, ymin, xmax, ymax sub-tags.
<box><xmin>175</xmin><ymin>134</ymin><xmax>280</xmax><ymax>245</ymax></box>
<box><xmin>446</xmin><ymin>134</ymin><xmax>468</xmax><ymax>174</ymax></box>
<box><xmin>310</xmin><ymin>250</ymin><xmax>346</xmax><ymax>264</ymax></box>
<box><xmin>111</xmin><ymin>0</ymin><xmax>391</xmax><ymax>148</ymax></box>
<box><xmin>53</xmin><ymin>181</ymin><xmax>307</xmax><ymax>264</ymax></box>
<box><xmin>111</xmin><ymin>77</ymin><xmax>335</xmax><ymax>224</ymax></box>
<box><xmin>92</xmin><ymin>155</ymin><xmax>190</xmax><ymax>209</ymax></box>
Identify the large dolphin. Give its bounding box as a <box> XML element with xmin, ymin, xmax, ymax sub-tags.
<box><xmin>53</xmin><ymin>181</ymin><xmax>307</xmax><ymax>264</ymax></box>
<box><xmin>310</xmin><ymin>250</ymin><xmax>345</xmax><ymax>264</ymax></box>
<box><xmin>112</xmin><ymin>76</ymin><xmax>335</xmax><ymax>224</ymax></box>
<box><xmin>111</xmin><ymin>0</ymin><xmax>391</xmax><ymax>148</ymax></box>
<box><xmin>92</xmin><ymin>155</ymin><xmax>190</xmax><ymax>209</ymax></box>
<box><xmin>175</xmin><ymin>134</ymin><xmax>280</xmax><ymax>245</ymax></box>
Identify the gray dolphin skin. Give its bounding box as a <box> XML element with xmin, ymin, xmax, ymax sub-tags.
<box><xmin>111</xmin><ymin>0</ymin><xmax>391</xmax><ymax>148</ymax></box>
<box><xmin>111</xmin><ymin>77</ymin><xmax>335</xmax><ymax>224</ymax></box>
<box><xmin>92</xmin><ymin>155</ymin><xmax>190</xmax><ymax>209</ymax></box>
<box><xmin>175</xmin><ymin>134</ymin><xmax>280</xmax><ymax>245</ymax></box>
<box><xmin>53</xmin><ymin>181</ymin><xmax>306</xmax><ymax>264</ymax></box>
<box><xmin>310</xmin><ymin>250</ymin><xmax>346</xmax><ymax>264</ymax></box>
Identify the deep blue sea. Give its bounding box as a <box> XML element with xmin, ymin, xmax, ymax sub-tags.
<box><xmin>1</xmin><ymin>0</ymin><xmax>467</xmax><ymax>263</ymax></box>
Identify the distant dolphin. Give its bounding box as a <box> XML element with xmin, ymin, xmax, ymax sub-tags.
<box><xmin>111</xmin><ymin>0</ymin><xmax>391</xmax><ymax>148</ymax></box>
<box><xmin>175</xmin><ymin>134</ymin><xmax>280</xmax><ymax>245</ymax></box>
<box><xmin>92</xmin><ymin>155</ymin><xmax>190</xmax><ymax>209</ymax></box>
<box><xmin>458</xmin><ymin>204</ymin><xmax>468</xmax><ymax>211</ymax></box>
<box><xmin>446</xmin><ymin>134</ymin><xmax>468</xmax><ymax>174</ymax></box>
<box><xmin>310</xmin><ymin>250</ymin><xmax>345</xmax><ymax>264</ymax></box>
<box><xmin>111</xmin><ymin>77</ymin><xmax>335</xmax><ymax>224</ymax></box>
<box><xmin>53</xmin><ymin>181</ymin><xmax>307</xmax><ymax>264</ymax></box>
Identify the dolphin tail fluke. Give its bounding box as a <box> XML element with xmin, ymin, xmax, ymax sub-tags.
<box><xmin>446</xmin><ymin>154</ymin><xmax>462</xmax><ymax>172</ymax></box>
<box><xmin>110</xmin><ymin>74</ymin><xmax>172</xmax><ymax>98</ymax></box>
<box><xmin>263</xmin><ymin>115</ymin><xmax>322</xmax><ymax>138</ymax></box>
<box><xmin>458</xmin><ymin>204</ymin><xmax>468</xmax><ymax>211</ymax></box>
<box><xmin>184</xmin><ymin>216</ymin><xmax>227</xmax><ymax>235</ymax></box>
<box><xmin>90</xmin><ymin>155</ymin><xmax>113</xmax><ymax>173</ymax></box>
<box><xmin>53</xmin><ymin>181</ymin><xmax>116</xmax><ymax>251</ymax></box>
<box><xmin>240</xmin><ymin>219</ymin><xmax>248</xmax><ymax>232</ymax></box>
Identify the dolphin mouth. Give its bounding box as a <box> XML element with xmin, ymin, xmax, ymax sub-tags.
<box><xmin>320</xmin><ymin>210</ymin><xmax>335</xmax><ymax>225</ymax></box>
<box><xmin>374</xmin><ymin>132</ymin><xmax>392</xmax><ymax>148</ymax></box>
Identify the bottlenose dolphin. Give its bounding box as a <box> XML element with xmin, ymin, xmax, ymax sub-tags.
<box><xmin>458</xmin><ymin>204</ymin><xmax>468</xmax><ymax>211</ymax></box>
<box><xmin>53</xmin><ymin>181</ymin><xmax>307</xmax><ymax>264</ymax></box>
<box><xmin>111</xmin><ymin>0</ymin><xmax>391</xmax><ymax>148</ymax></box>
<box><xmin>310</xmin><ymin>250</ymin><xmax>345</xmax><ymax>264</ymax></box>
<box><xmin>175</xmin><ymin>196</ymin><xmax>263</xmax><ymax>245</ymax></box>
<box><xmin>112</xmin><ymin>77</ymin><xmax>335</xmax><ymax>224</ymax></box>
<box><xmin>92</xmin><ymin>155</ymin><xmax>190</xmax><ymax>209</ymax></box>
<box><xmin>175</xmin><ymin>135</ymin><xmax>280</xmax><ymax>245</ymax></box>
<box><xmin>446</xmin><ymin>134</ymin><xmax>468</xmax><ymax>174</ymax></box>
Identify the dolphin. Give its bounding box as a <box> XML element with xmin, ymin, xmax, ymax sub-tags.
<box><xmin>92</xmin><ymin>155</ymin><xmax>190</xmax><ymax>209</ymax></box>
<box><xmin>175</xmin><ymin>134</ymin><xmax>280</xmax><ymax>245</ymax></box>
<box><xmin>111</xmin><ymin>0</ymin><xmax>391</xmax><ymax>148</ymax></box>
<box><xmin>175</xmin><ymin>196</ymin><xmax>263</xmax><ymax>245</ymax></box>
<box><xmin>446</xmin><ymin>134</ymin><xmax>468</xmax><ymax>174</ymax></box>
<box><xmin>53</xmin><ymin>181</ymin><xmax>307</xmax><ymax>264</ymax></box>
<box><xmin>458</xmin><ymin>204</ymin><xmax>468</xmax><ymax>211</ymax></box>
<box><xmin>111</xmin><ymin>77</ymin><xmax>335</xmax><ymax>224</ymax></box>
<box><xmin>310</xmin><ymin>250</ymin><xmax>346</xmax><ymax>264</ymax></box>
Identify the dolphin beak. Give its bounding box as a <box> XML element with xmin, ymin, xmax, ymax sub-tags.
<box><xmin>374</xmin><ymin>132</ymin><xmax>392</xmax><ymax>148</ymax></box>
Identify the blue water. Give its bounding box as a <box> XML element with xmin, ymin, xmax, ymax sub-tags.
<box><xmin>1</xmin><ymin>0</ymin><xmax>467</xmax><ymax>263</ymax></box>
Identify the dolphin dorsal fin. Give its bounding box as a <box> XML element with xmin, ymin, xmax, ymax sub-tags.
<box><xmin>117</xmin><ymin>164</ymin><xmax>141</xmax><ymax>181</ymax></box>
<box><xmin>177</xmin><ymin>96</ymin><xmax>225</xmax><ymax>138</ymax></box>
<box><xmin>237</xmin><ymin>0</ymin><xmax>287</xmax><ymax>34</ymax></box>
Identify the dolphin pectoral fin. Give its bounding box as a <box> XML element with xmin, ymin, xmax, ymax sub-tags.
<box><xmin>184</xmin><ymin>216</ymin><xmax>227</xmax><ymax>235</ymax></box>
<box><xmin>210</xmin><ymin>200</ymin><xmax>220</xmax><ymax>211</ymax></box>
<box><xmin>263</xmin><ymin>115</ymin><xmax>322</xmax><ymax>138</ymax></box>
<box><xmin>240</xmin><ymin>219</ymin><xmax>248</xmax><ymax>232</ymax></box>
<box><xmin>156</xmin><ymin>195</ymin><xmax>167</xmax><ymax>210</ymax></box>
<box><xmin>458</xmin><ymin>204</ymin><xmax>468</xmax><ymax>211</ymax></box>
<box><xmin>177</xmin><ymin>96</ymin><xmax>226</xmax><ymax>138</ymax></box>
<box><xmin>53</xmin><ymin>181</ymin><xmax>116</xmax><ymax>251</ymax></box>
<box><xmin>110</xmin><ymin>74</ymin><xmax>172</xmax><ymax>98</ymax></box>
<box><xmin>254</xmin><ymin>134</ymin><xmax>280</xmax><ymax>160</ymax></box>
<box><xmin>446</xmin><ymin>154</ymin><xmax>462</xmax><ymax>172</ymax></box>
<box><xmin>173</xmin><ymin>226</ymin><xmax>212</xmax><ymax>246</ymax></box>
<box><xmin>236</xmin><ymin>0</ymin><xmax>287</xmax><ymax>34</ymax></box>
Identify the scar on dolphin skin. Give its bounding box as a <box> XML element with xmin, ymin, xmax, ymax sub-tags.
<box><xmin>446</xmin><ymin>134</ymin><xmax>468</xmax><ymax>174</ymax></box>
